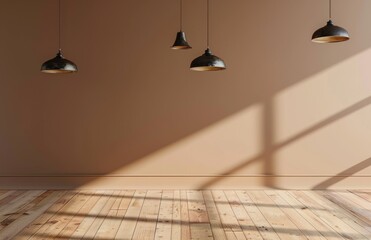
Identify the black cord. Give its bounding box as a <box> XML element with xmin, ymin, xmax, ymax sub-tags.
<box><xmin>329</xmin><ymin>0</ymin><xmax>332</xmax><ymax>19</ymax></box>
<box><xmin>59</xmin><ymin>0</ymin><xmax>61</xmax><ymax>50</ymax></box>
<box><xmin>207</xmin><ymin>0</ymin><xmax>209</xmax><ymax>48</ymax></box>
<box><xmin>180</xmin><ymin>0</ymin><xmax>183</xmax><ymax>31</ymax></box>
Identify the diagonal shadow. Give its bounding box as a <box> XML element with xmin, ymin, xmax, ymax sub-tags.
<box><xmin>25</xmin><ymin>217</ymin><xmax>365</xmax><ymax>239</ymax></box>
<box><xmin>2</xmin><ymin>0</ymin><xmax>371</xmax><ymax>191</ymax></box>
<box><xmin>312</xmin><ymin>157</ymin><xmax>371</xmax><ymax>189</ymax></box>
<box><xmin>262</xmin><ymin>98</ymin><xmax>276</xmax><ymax>188</ymax></box>
<box><xmin>199</xmin><ymin>95</ymin><xmax>371</xmax><ymax>189</ymax></box>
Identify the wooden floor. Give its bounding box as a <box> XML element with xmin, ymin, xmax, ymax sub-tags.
<box><xmin>0</xmin><ymin>190</ymin><xmax>370</xmax><ymax>239</ymax></box>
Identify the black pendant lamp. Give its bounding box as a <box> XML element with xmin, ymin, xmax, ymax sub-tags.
<box><xmin>190</xmin><ymin>0</ymin><xmax>226</xmax><ymax>71</ymax></box>
<box><xmin>171</xmin><ymin>0</ymin><xmax>191</xmax><ymax>50</ymax></box>
<box><xmin>312</xmin><ymin>0</ymin><xmax>349</xmax><ymax>43</ymax></box>
<box><xmin>41</xmin><ymin>0</ymin><xmax>77</xmax><ymax>73</ymax></box>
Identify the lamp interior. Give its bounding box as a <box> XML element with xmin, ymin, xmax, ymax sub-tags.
<box><xmin>190</xmin><ymin>66</ymin><xmax>226</xmax><ymax>71</ymax></box>
<box><xmin>171</xmin><ymin>45</ymin><xmax>192</xmax><ymax>50</ymax></box>
<box><xmin>41</xmin><ymin>69</ymin><xmax>76</xmax><ymax>74</ymax></box>
<box><xmin>312</xmin><ymin>35</ymin><xmax>349</xmax><ymax>43</ymax></box>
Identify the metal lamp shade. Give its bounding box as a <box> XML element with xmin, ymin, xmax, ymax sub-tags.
<box><xmin>312</xmin><ymin>20</ymin><xmax>349</xmax><ymax>43</ymax></box>
<box><xmin>41</xmin><ymin>50</ymin><xmax>78</xmax><ymax>73</ymax></box>
<box><xmin>171</xmin><ymin>31</ymin><xmax>192</xmax><ymax>50</ymax></box>
<box><xmin>190</xmin><ymin>48</ymin><xmax>226</xmax><ymax>71</ymax></box>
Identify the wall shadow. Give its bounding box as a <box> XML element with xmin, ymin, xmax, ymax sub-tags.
<box><xmin>0</xmin><ymin>0</ymin><xmax>371</xmax><ymax>189</ymax></box>
<box><xmin>312</xmin><ymin>157</ymin><xmax>371</xmax><ymax>189</ymax></box>
<box><xmin>199</xmin><ymin>96</ymin><xmax>371</xmax><ymax>189</ymax></box>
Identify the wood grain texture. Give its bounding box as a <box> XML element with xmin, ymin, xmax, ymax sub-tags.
<box><xmin>0</xmin><ymin>190</ymin><xmax>367</xmax><ymax>240</ymax></box>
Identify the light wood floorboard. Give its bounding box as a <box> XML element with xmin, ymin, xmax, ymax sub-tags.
<box><xmin>0</xmin><ymin>190</ymin><xmax>367</xmax><ymax>240</ymax></box>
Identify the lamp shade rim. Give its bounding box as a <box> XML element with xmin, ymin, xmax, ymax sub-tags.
<box><xmin>40</xmin><ymin>69</ymin><xmax>77</xmax><ymax>74</ymax></box>
<box><xmin>190</xmin><ymin>48</ymin><xmax>226</xmax><ymax>71</ymax></box>
<box><xmin>190</xmin><ymin>66</ymin><xmax>226</xmax><ymax>71</ymax></box>
<box><xmin>41</xmin><ymin>50</ymin><xmax>78</xmax><ymax>73</ymax></box>
<box><xmin>311</xmin><ymin>35</ymin><xmax>350</xmax><ymax>43</ymax></box>
<box><xmin>312</xmin><ymin>20</ymin><xmax>350</xmax><ymax>43</ymax></box>
<box><xmin>171</xmin><ymin>45</ymin><xmax>192</xmax><ymax>50</ymax></box>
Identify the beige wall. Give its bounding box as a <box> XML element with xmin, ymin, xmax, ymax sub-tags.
<box><xmin>0</xmin><ymin>0</ymin><xmax>370</xmax><ymax>189</ymax></box>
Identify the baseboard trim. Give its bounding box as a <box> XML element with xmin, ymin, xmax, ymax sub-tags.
<box><xmin>0</xmin><ymin>175</ymin><xmax>370</xmax><ymax>189</ymax></box>
<box><xmin>1</xmin><ymin>174</ymin><xmax>371</xmax><ymax>177</ymax></box>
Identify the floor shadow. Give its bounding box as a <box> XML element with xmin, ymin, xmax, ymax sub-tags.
<box><xmin>6</xmin><ymin>190</ymin><xmax>369</xmax><ymax>239</ymax></box>
<box><xmin>26</xmin><ymin>216</ymin><xmax>363</xmax><ymax>239</ymax></box>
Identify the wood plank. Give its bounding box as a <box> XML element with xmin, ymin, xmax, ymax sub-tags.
<box><xmin>0</xmin><ymin>191</ymin><xmax>25</xmax><ymax>208</ymax></box>
<box><xmin>336</xmin><ymin>190</ymin><xmax>371</xmax><ymax>210</ymax></box>
<box><xmin>291</xmin><ymin>191</ymin><xmax>366</xmax><ymax>240</ymax></box>
<box><xmin>154</xmin><ymin>190</ymin><xmax>173</xmax><ymax>240</ymax></box>
<box><xmin>0</xmin><ymin>189</ymin><xmax>369</xmax><ymax>239</ymax></box>
<box><xmin>29</xmin><ymin>191</ymin><xmax>91</xmax><ymax>239</ymax></box>
<box><xmin>81</xmin><ymin>191</ymin><xmax>118</xmax><ymax>239</ymax></box>
<box><xmin>132</xmin><ymin>190</ymin><xmax>162</xmax><ymax>240</ymax></box>
<box><xmin>0</xmin><ymin>191</ymin><xmax>65</xmax><ymax>240</ymax></box>
<box><xmin>0</xmin><ymin>191</ymin><xmax>41</xmax><ymax>218</ymax></box>
<box><xmin>14</xmin><ymin>191</ymin><xmax>77</xmax><ymax>239</ymax></box>
<box><xmin>265</xmin><ymin>190</ymin><xmax>325</xmax><ymax>240</ymax></box>
<box><xmin>278</xmin><ymin>191</ymin><xmax>344</xmax><ymax>240</ymax></box>
<box><xmin>319</xmin><ymin>191</ymin><xmax>371</xmax><ymax>231</ymax></box>
<box><xmin>0</xmin><ymin>191</ymin><xmax>8</xmax><ymax>197</ymax></box>
<box><xmin>115</xmin><ymin>190</ymin><xmax>146</xmax><ymax>240</ymax></box>
<box><xmin>311</xmin><ymin>191</ymin><xmax>371</xmax><ymax>237</ymax></box>
<box><xmin>180</xmin><ymin>190</ymin><xmax>191</xmax><ymax>240</ymax></box>
<box><xmin>202</xmin><ymin>190</ymin><xmax>227</xmax><ymax>240</ymax></box>
<box><xmin>115</xmin><ymin>189</ymin><xmax>136</xmax><ymax>236</ymax></box>
<box><xmin>235</xmin><ymin>191</ymin><xmax>280</xmax><ymax>240</ymax></box>
<box><xmin>69</xmin><ymin>191</ymin><xmax>111</xmax><ymax>239</ymax></box>
<box><xmin>350</xmin><ymin>190</ymin><xmax>371</xmax><ymax>202</ymax></box>
<box><xmin>190</xmin><ymin>223</ymin><xmax>213</xmax><ymax>240</ymax></box>
<box><xmin>187</xmin><ymin>190</ymin><xmax>209</xmax><ymax>223</ymax></box>
<box><xmin>118</xmin><ymin>190</ymin><xmax>135</xmax><ymax>211</ymax></box>
<box><xmin>355</xmin><ymin>189</ymin><xmax>371</xmax><ymax>193</ymax></box>
<box><xmin>171</xmin><ymin>190</ymin><xmax>181</xmax><ymax>240</ymax></box>
<box><xmin>55</xmin><ymin>190</ymin><xmax>103</xmax><ymax>239</ymax></box>
<box><xmin>248</xmin><ymin>191</ymin><xmax>306</xmax><ymax>240</ymax></box>
<box><xmin>212</xmin><ymin>190</ymin><xmax>245</xmax><ymax>240</ymax></box>
<box><xmin>224</xmin><ymin>190</ymin><xmax>263</xmax><ymax>240</ymax></box>
<box><xmin>0</xmin><ymin>191</ymin><xmax>50</xmax><ymax>231</ymax></box>
<box><xmin>0</xmin><ymin>191</ymin><xmax>16</xmax><ymax>202</ymax></box>
<box><xmin>94</xmin><ymin>191</ymin><xmax>126</xmax><ymax>239</ymax></box>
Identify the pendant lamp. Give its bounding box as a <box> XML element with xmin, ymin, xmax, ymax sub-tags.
<box><xmin>171</xmin><ymin>0</ymin><xmax>191</xmax><ymax>49</ymax></box>
<box><xmin>190</xmin><ymin>0</ymin><xmax>226</xmax><ymax>71</ymax></box>
<box><xmin>312</xmin><ymin>0</ymin><xmax>349</xmax><ymax>43</ymax></box>
<box><xmin>41</xmin><ymin>0</ymin><xmax>78</xmax><ymax>73</ymax></box>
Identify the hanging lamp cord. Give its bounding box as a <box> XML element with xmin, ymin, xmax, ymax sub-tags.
<box><xmin>180</xmin><ymin>0</ymin><xmax>183</xmax><ymax>31</ymax></box>
<box><xmin>207</xmin><ymin>0</ymin><xmax>209</xmax><ymax>48</ymax></box>
<box><xmin>59</xmin><ymin>0</ymin><xmax>61</xmax><ymax>51</ymax></box>
<box><xmin>329</xmin><ymin>0</ymin><xmax>332</xmax><ymax>19</ymax></box>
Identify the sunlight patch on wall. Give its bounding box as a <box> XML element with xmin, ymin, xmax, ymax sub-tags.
<box><xmin>106</xmin><ymin>104</ymin><xmax>263</xmax><ymax>175</ymax></box>
<box><xmin>274</xmin><ymin>48</ymin><xmax>371</xmax><ymax>175</ymax></box>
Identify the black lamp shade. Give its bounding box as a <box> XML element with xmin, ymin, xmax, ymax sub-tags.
<box><xmin>41</xmin><ymin>50</ymin><xmax>78</xmax><ymax>73</ymax></box>
<box><xmin>190</xmin><ymin>48</ymin><xmax>226</xmax><ymax>71</ymax></box>
<box><xmin>312</xmin><ymin>20</ymin><xmax>349</xmax><ymax>43</ymax></box>
<box><xmin>172</xmin><ymin>31</ymin><xmax>192</xmax><ymax>50</ymax></box>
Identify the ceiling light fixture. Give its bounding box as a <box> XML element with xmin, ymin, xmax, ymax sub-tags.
<box><xmin>41</xmin><ymin>0</ymin><xmax>78</xmax><ymax>73</ymax></box>
<box><xmin>312</xmin><ymin>0</ymin><xmax>349</xmax><ymax>43</ymax></box>
<box><xmin>190</xmin><ymin>0</ymin><xmax>226</xmax><ymax>71</ymax></box>
<box><xmin>171</xmin><ymin>0</ymin><xmax>192</xmax><ymax>50</ymax></box>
